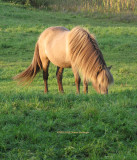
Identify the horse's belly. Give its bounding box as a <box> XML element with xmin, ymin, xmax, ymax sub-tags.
<box><xmin>45</xmin><ymin>49</ymin><xmax>71</xmax><ymax>68</ymax></box>
<box><xmin>44</xmin><ymin>31</ymin><xmax>71</xmax><ymax>68</ymax></box>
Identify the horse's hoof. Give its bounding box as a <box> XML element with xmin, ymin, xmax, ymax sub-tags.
<box><xmin>59</xmin><ymin>90</ymin><xmax>64</xmax><ymax>94</ymax></box>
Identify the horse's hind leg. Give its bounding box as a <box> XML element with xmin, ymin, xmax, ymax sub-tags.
<box><xmin>56</xmin><ymin>67</ymin><xmax>64</xmax><ymax>93</ymax></box>
<box><xmin>83</xmin><ymin>78</ymin><xmax>88</xmax><ymax>94</ymax></box>
<box><xmin>43</xmin><ymin>59</ymin><xmax>50</xmax><ymax>93</ymax></box>
<box><xmin>72</xmin><ymin>67</ymin><xmax>81</xmax><ymax>94</ymax></box>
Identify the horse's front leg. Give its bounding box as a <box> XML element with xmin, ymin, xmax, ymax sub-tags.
<box><xmin>72</xmin><ymin>66</ymin><xmax>81</xmax><ymax>94</ymax></box>
<box><xmin>83</xmin><ymin>78</ymin><xmax>88</xmax><ymax>94</ymax></box>
<box><xmin>56</xmin><ymin>67</ymin><xmax>64</xmax><ymax>93</ymax></box>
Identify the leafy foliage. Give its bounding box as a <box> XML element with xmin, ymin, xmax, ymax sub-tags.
<box><xmin>1</xmin><ymin>0</ymin><xmax>51</xmax><ymax>8</ymax></box>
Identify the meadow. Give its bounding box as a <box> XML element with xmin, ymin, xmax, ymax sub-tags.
<box><xmin>0</xmin><ymin>1</ymin><xmax>137</xmax><ymax>159</ymax></box>
<box><xmin>2</xmin><ymin>0</ymin><xmax>137</xmax><ymax>14</ymax></box>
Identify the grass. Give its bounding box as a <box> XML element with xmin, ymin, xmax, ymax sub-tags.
<box><xmin>0</xmin><ymin>1</ymin><xmax>137</xmax><ymax>159</ymax></box>
<box><xmin>2</xmin><ymin>0</ymin><xmax>137</xmax><ymax>14</ymax></box>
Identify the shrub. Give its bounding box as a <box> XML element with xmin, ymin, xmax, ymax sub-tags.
<box><xmin>2</xmin><ymin>0</ymin><xmax>51</xmax><ymax>8</ymax></box>
<box><xmin>2</xmin><ymin>0</ymin><xmax>26</xmax><ymax>5</ymax></box>
<box><xmin>29</xmin><ymin>0</ymin><xmax>51</xmax><ymax>8</ymax></box>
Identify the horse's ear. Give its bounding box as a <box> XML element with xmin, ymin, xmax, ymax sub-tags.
<box><xmin>108</xmin><ymin>65</ymin><xmax>112</xmax><ymax>70</ymax></box>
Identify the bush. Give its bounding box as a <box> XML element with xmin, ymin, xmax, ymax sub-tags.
<box><xmin>2</xmin><ymin>0</ymin><xmax>26</xmax><ymax>5</ymax></box>
<box><xmin>29</xmin><ymin>0</ymin><xmax>51</xmax><ymax>8</ymax></box>
<box><xmin>2</xmin><ymin>0</ymin><xmax>51</xmax><ymax>8</ymax></box>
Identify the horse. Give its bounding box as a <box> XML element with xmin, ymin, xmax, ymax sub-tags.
<box><xmin>13</xmin><ymin>26</ymin><xmax>114</xmax><ymax>94</ymax></box>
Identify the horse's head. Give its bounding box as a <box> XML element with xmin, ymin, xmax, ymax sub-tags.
<box><xmin>92</xmin><ymin>66</ymin><xmax>114</xmax><ymax>94</ymax></box>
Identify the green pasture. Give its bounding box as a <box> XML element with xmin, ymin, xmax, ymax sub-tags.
<box><xmin>0</xmin><ymin>1</ymin><xmax>137</xmax><ymax>159</ymax></box>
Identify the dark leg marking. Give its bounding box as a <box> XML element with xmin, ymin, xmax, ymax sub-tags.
<box><xmin>56</xmin><ymin>67</ymin><xmax>64</xmax><ymax>93</ymax></box>
<box><xmin>43</xmin><ymin>61</ymin><xmax>50</xmax><ymax>93</ymax></box>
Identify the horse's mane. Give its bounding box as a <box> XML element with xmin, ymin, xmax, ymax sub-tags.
<box><xmin>68</xmin><ymin>26</ymin><xmax>106</xmax><ymax>81</ymax></box>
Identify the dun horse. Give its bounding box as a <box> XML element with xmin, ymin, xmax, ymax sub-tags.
<box><xmin>14</xmin><ymin>26</ymin><xmax>114</xmax><ymax>94</ymax></box>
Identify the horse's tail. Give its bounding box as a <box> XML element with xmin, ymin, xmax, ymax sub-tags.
<box><xmin>13</xmin><ymin>42</ymin><xmax>42</xmax><ymax>84</ymax></box>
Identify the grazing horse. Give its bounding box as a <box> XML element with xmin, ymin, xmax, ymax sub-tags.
<box><xmin>14</xmin><ymin>26</ymin><xmax>114</xmax><ymax>94</ymax></box>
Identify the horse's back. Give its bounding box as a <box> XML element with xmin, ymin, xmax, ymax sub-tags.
<box><xmin>38</xmin><ymin>27</ymin><xmax>71</xmax><ymax>68</ymax></box>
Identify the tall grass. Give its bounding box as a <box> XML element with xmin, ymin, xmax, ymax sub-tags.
<box><xmin>51</xmin><ymin>0</ymin><xmax>137</xmax><ymax>13</ymax></box>
<box><xmin>2</xmin><ymin>0</ymin><xmax>137</xmax><ymax>13</ymax></box>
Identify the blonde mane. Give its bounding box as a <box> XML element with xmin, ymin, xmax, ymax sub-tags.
<box><xmin>68</xmin><ymin>26</ymin><xmax>106</xmax><ymax>81</ymax></box>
